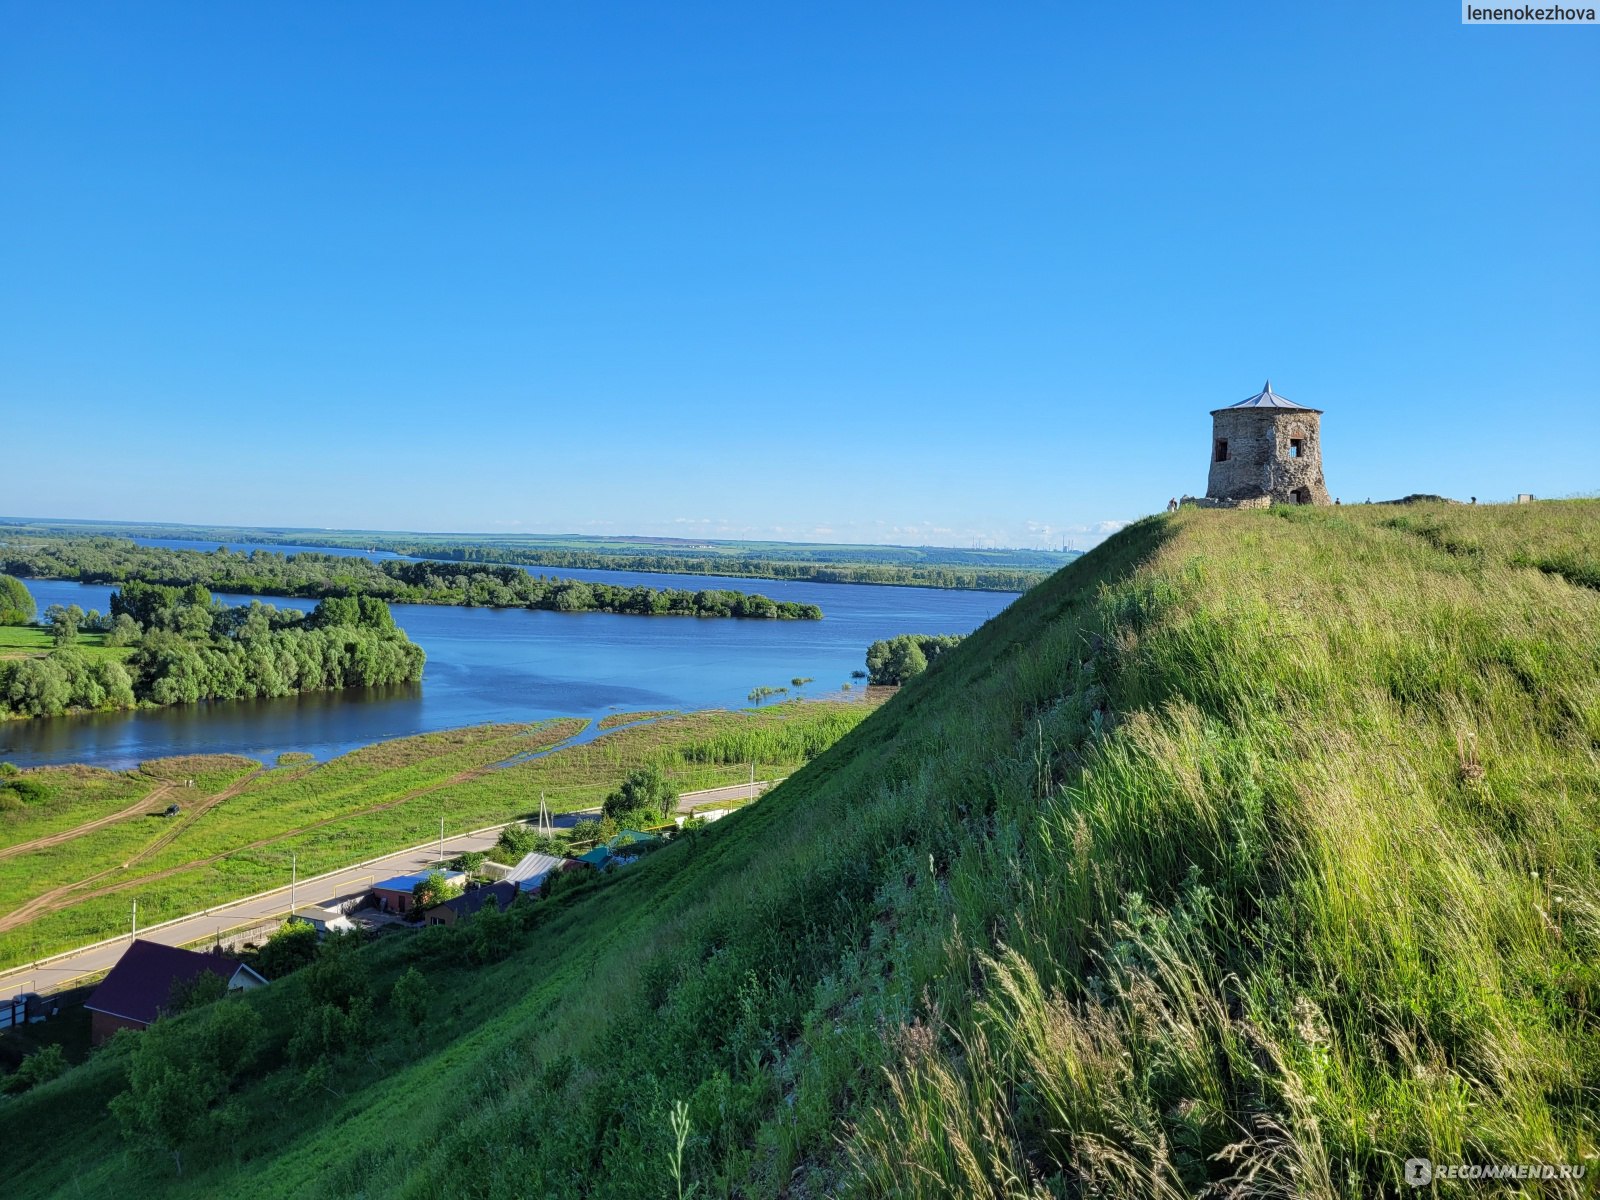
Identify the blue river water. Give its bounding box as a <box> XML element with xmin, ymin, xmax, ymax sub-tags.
<box><xmin>2</xmin><ymin>543</ymin><xmax>1016</xmax><ymax>769</ymax></box>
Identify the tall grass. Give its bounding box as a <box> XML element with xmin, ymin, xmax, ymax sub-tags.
<box><xmin>846</xmin><ymin>504</ymin><xmax>1600</xmax><ymax>1197</ymax></box>
<box><xmin>5</xmin><ymin>504</ymin><xmax>1597</xmax><ymax>1198</ymax></box>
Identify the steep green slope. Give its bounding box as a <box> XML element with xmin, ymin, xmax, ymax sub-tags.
<box><xmin>6</xmin><ymin>502</ymin><xmax>1598</xmax><ymax>1198</ymax></box>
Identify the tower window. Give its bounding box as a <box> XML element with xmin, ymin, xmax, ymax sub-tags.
<box><xmin>1289</xmin><ymin>438</ymin><xmax>1304</xmax><ymax>458</ymax></box>
<box><xmin>1214</xmin><ymin>439</ymin><xmax>1229</xmax><ymax>462</ymax></box>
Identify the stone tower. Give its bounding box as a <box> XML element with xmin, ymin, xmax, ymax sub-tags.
<box><xmin>1205</xmin><ymin>380</ymin><xmax>1330</xmax><ymax>506</ymax></box>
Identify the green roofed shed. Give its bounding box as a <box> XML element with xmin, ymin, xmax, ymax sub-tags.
<box><xmin>607</xmin><ymin>830</ymin><xmax>661</xmax><ymax>850</ymax></box>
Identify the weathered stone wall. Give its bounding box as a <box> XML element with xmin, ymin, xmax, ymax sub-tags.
<box><xmin>1180</xmin><ymin>494</ymin><xmax>1271</xmax><ymax>510</ymax></box>
<box><xmin>1205</xmin><ymin>408</ymin><xmax>1329</xmax><ymax>505</ymax></box>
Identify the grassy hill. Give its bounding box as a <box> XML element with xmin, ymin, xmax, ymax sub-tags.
<box><xmin>4</xmin><ymin>501</ymin><xmax>1597</xmax><ymax>1197</ymax></box>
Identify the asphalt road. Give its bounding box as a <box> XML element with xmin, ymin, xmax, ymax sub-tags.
<box><xmin>0</xmin><ymin>779</ymin><xmax>777</xmax><ymax>1000</ymax></box>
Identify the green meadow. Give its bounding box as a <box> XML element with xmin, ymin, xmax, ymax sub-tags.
<box><xmin>0</xmin><ymin>625</ymin><xmax>130</xmax><ymax>664</ymax></box>
<box><xmin>0</xmin><ymin>704</ymin><xmax>871</xmax><ymax>970</ymax></box>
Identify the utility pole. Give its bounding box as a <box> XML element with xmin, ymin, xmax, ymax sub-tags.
<box><xmin>439</xmin><ymin>815</ymin><xmax>445</xmax><ymax>864</ymax></box>
<box><xmin>291</xmin><ymin>852</ymin><xmax>297</xmax><ymax>914</ymax></box>
<box><xmin>131</xmin><ymin>899</ymin><xmax>137</xmax><ymax>936</ymax></box>
<box><xmin>749</xmin><ymin>761</ymin><xmax>755</xmax><ymax>802</ymax></box>
<box><xmin>540</xmin><ymin>794</ymin><xmax>552</xmax><ymax>836</ymax></box>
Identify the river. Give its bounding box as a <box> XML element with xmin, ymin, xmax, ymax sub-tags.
<box><xmin>2</xmin><ymin>545</ymin><xmax>1016</xmax><ymax>769</ymax></box>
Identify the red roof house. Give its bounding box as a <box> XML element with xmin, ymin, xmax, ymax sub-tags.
<box><xmin>84</xmin><ymin>939</ymin><xmax>268</xmax><ymax>1045</ymax></box>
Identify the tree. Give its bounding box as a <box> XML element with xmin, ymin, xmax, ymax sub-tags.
<box><xmin>390</xmin><ymin>966</ymin><xmax>428</xmax><ymax>1040</ymax></box>
<box><xmin>883</xmin><ymin>638</ymin><xmax>927</xmax><ymax>684</ymax></box>
<box><xmin>287</xmin><ymin>933</ymin><xmax>375</xmax><ymax>1068</ymax></box>
<box><xmin>495</xmin><ymin>823</ymin><xmax>538</xmax><ymax>860</ymax></box>
<box><xmin>864</xmin><ymin>633</ymin><xmax>964</xmax><ymax>686</ymax></box>
<box><xmin>468</xmin><ymin>898</ymin><xmax>518</xmax><ymax>964</ymax></box>
<box><xmin>93</xmin><ymin>659</ymin><xmax>137</xmax><ymax>708</ymax></box>
<box><xmin>5</xmin><ymin>657</ymin><xmax>70</xmax><ymax>716</ymax></box>
<box><xmin>0</xmin><ymin>1043</ymin><xmax>66</xmax><ymax>1095</ymax></box>
<box><xmin>0</xmin><ymin>574</ymin><xmax>35</xmax><ymax>626</ymax></box>
<box><xmin>104</xmin><ymin>612</ymin><xmax>142</xmax><ymax>646</ymax></box>
<box><xmin>309</xmin><ymin>596</ymin><xmax>360</xmax><ymax>628</ymax></box>
<box><xmin>167</xmin><ymin>969</ymin><xmax>228</xmax><ymax>1015</ymax></box>
<box><xmin>254</xmin><ymin>920</ymin><xmax>320</xmax><ymax>979</ymax></box>
<box><xmin>111</xmin><ymin>581</ymin><xmax>184</xmax><ymax>627</ymax></box>
<box><xmin>43</xmin><ymin>604</ymin><xmax>81</xmax><ymax>646</ymax></box>
<box><xmin>602</xmin><ymin>764</ymin><xmax>678</xmax><ymax>825</ymax></box>
<box><xmin>571</xmin><ymin>814</ymin><xmax>618</xmax><ymax>844</ymax></box>
<box><xmin>449</xmin><ymin>849</ymin><xmax>487</xmax><ymax>875</ymax></box>
<box><xmin>110</xmin><ymin>999</ymin><xmax>262</xmax><ymax>1176</ymax></box>
<box><xmin>411</xmin><ymin>869</ymin><xmax>460</xmax><ymax>912</ymax></box>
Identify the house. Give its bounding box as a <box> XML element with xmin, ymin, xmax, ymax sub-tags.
<box><xmin>370</xmin><ymin>869</ymin><xmax>467</xmax><ymax>915</ymax></box>
<box><xmin>84</xmin><ymin>939</ymin><xmax>268</xmax><ymax>1045</ymax></box>
<box><xmin>573</xmin><ymin>845</ymin><xmax>612</xmax><ymax>870</ymax></box>
<box><xmin>423</xmin><ymin>880</ymin><xmax>518</xmax><ymax>927</ymax></box>
<box><xmin>289</xmin><ymin>905</ymin><xmax>357</xmax><ymax>935</ymax></box>
<box><xmin>501</xmin><ymin>851</ymin><xmax>565</xmax><ymax>895</ymax></box>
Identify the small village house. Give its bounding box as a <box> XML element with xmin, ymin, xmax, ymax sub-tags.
<box><xmin>83</xmin><ymin>939</ymin><xmax>267</xmax><ymax>1045</ymax></box>
<box><xmin>606</xmin><ymin>830</ymin><xmax>661</xmax><ymax>863</ymax></box>
<box><xmin>289</xmin><ymin>905</ymin><xmax>358</xmax><ymax>935</ymax></box>
<box><xmin>500</xmin><ymin>851</ymin><xmax>565</xmax><ymax>895</ymax></box>
<box><xmin>370</xmin><ymin>869</ymin><xmax>466</xmax><ymax>915</ymax></box>
<box><xmin>423</xmin><ymin>881</ymin><xmax>518</xmax><ymax>927</ymax></box>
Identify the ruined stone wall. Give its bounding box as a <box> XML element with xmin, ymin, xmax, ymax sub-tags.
<box><xmin>1205</xmin><ymin>408</ymin><xmax>1329</xmax><ymax>505</ymax></box>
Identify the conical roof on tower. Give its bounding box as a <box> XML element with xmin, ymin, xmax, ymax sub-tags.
<box><xmin>1210</xmin><ymin>379</ymin><xmax>1320</xmax><ymax>414</ymax></box>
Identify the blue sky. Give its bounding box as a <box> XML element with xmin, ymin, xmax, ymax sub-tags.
<box><xmin>2</xmin><ymin>4</ymin><xmax>1594</xmax><ymax>548</ymax></box>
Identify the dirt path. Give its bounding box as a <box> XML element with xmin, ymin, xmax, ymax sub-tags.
<box><xmin>0</xmin><ymin>762</ymin><xmax>493</xmax><ymax>934</ymax></box>
<box><xmin>0</xmin><ymin>782</ymin><xmax>173</xmax><ymax>863</ymax></box>
<box><xmin>0</xmin><ymin>773</ymin><xmax>267</xmax><ymax>935</ymax></box>
<box><xmin>119</xmin><ymin>770</ymin><xmax>267</xmax><ymax>871</ymax></box>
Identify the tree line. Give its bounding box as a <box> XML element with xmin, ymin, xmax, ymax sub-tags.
<box><xmin>865</xmin><ymin>633</ymin><xmax>966</xmax><ymax>685</ymax></box>
<box><xmin>0</xmin><ymin>579</ymin><xmax>424</xmax><ymax>720</ymax></box>
<box><xmin>0</xmin><ymin>538</ymin><xmax>824</xmax><ymax>620</ymax></box>
<box><xmin>385</xmin><ymin>547</ymin><xmax>1044</xmax><ymax>592</ymax></box>
<box><xmin>1</xmin><ymin>521</ymin><xmax>1068</xmax><ymax>591</ymax></box>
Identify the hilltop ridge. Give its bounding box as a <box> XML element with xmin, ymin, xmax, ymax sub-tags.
<box><xmin>5</xmin><ymin>500</ymin><xmax>1598</xmax><ymax>1197</ymax></box>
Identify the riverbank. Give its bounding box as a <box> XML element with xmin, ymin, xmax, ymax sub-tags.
<box><xmin>2</xmin><ymin>575</ymin><xmax>1010</xmax><ymax>769</ymax></box>
<box><xmin>0</xmin><ymin>536</ymin><xmax>825</xmax><ymax>619</ymax></box>
<box><xmin>0</xmin><ymin>703</ymin><xmax>875</xmax><ymax>970</ymax></box>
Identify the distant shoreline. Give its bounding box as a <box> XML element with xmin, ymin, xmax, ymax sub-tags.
<box><xmin>0</xmin><ymin>518</ymin><xmax>1072</xmax><ymax>593</ymax></box>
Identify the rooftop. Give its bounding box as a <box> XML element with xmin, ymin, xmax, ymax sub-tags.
<box><xmin>84</xmin><ymin>939</ymin><xmax>252</xmax><ymax>1026</ymax></box>
<box><xmin>429</xmin><ymin>881</ymin><xmax>517</xmax><ymax>918</ymax></box>
<box><xmin>1213</xmin><ymin>379</ymin><xmax>1319</xmax><ymax>413</ymax></box>
<box><xmin>502</xmin><ymin>852</ymin><xmax>565</xmax><ymax>885</ymax></box>
<box><xmin>373</xmin><ymin>869</ymin><xmax>466</xmax><ymax>893</ymax></box>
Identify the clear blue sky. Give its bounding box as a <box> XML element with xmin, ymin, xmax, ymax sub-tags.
<box><xmin>3</xmin><ymin>4</ymin><xmax>1594</xmax><ymax>548</ymax></box>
